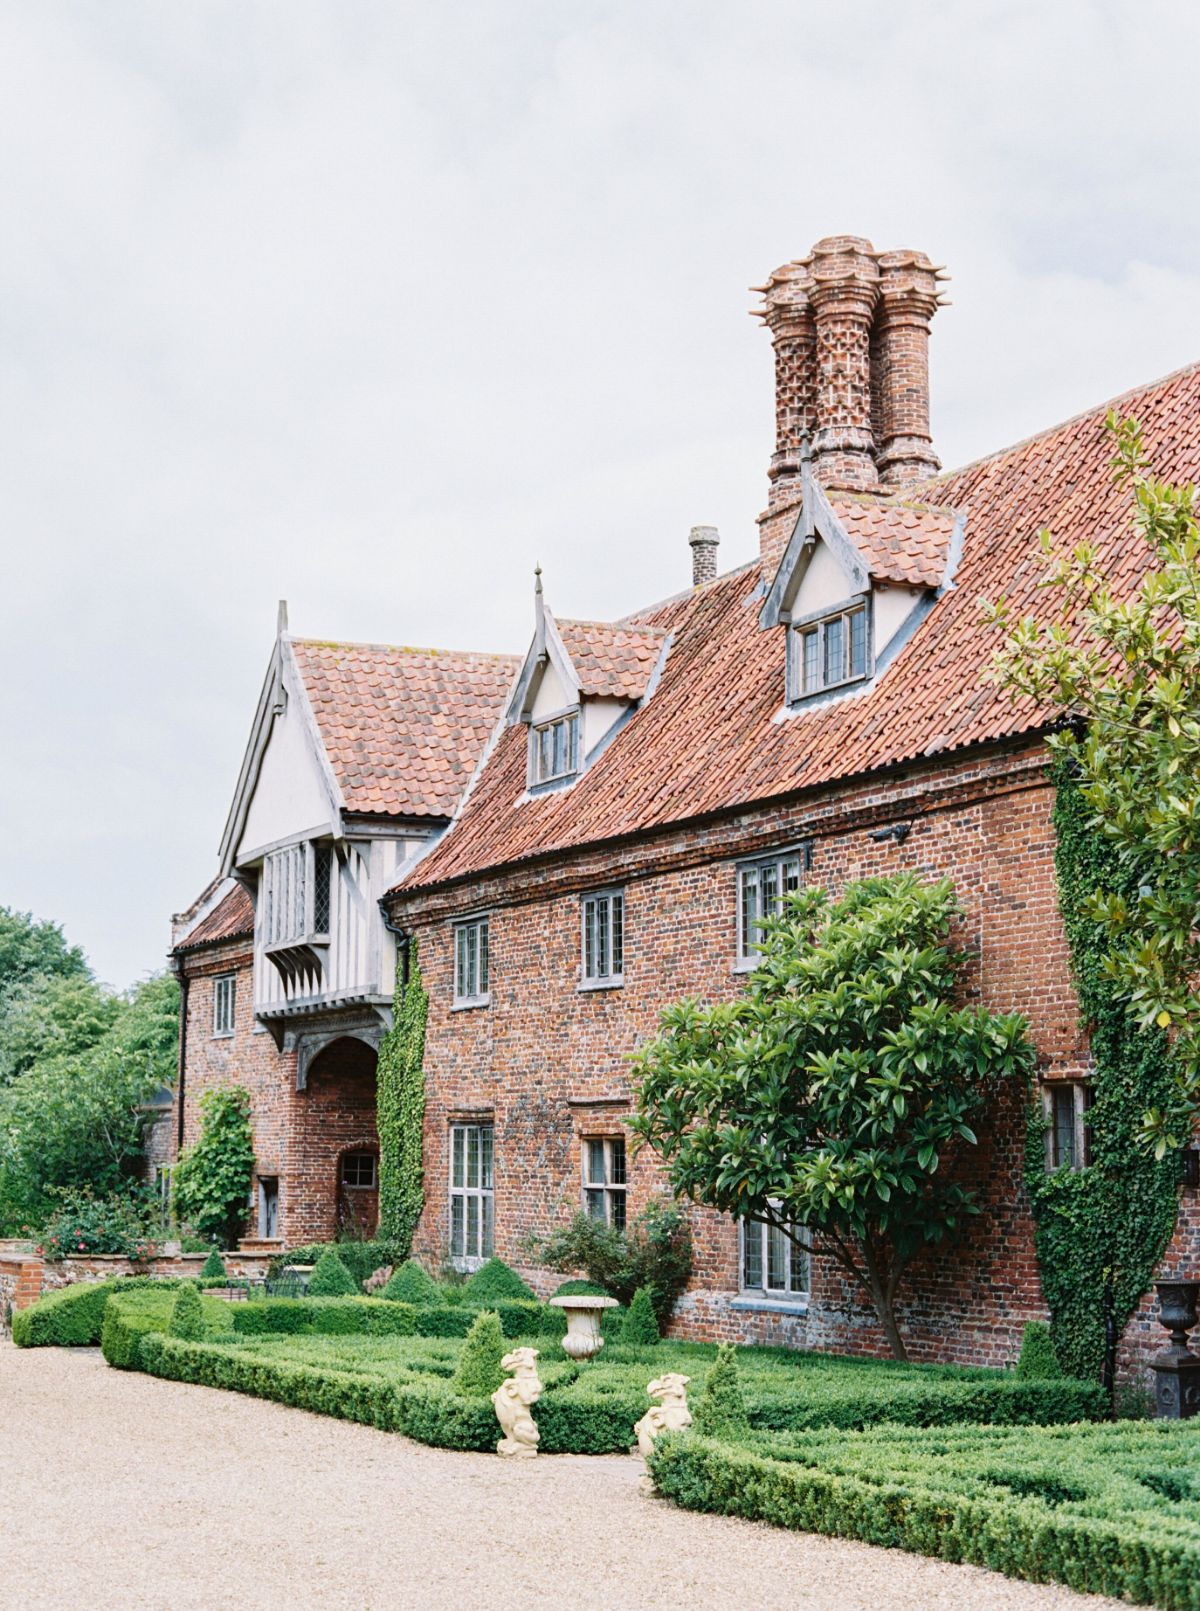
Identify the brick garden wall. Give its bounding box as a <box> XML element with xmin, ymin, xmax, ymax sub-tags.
<box><xmin>398</xmin><ymin>739</ymin><xmax>1103</xmax><ymax>1369</ymax></box>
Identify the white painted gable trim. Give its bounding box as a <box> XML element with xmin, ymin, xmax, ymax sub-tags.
<box><xmin>759</xmin><ymin>471</ymin><xmax>870</xmax><ymax>631</ymax></box>
<box><xmin>505</xmin><ymin>608</ymin><xmax>582</xmax><ymax>725</ymax></box>
<box><xmin>218</xmin><ymin>638</ymin><xmax>345</xmax><ymax>878</ymax></box>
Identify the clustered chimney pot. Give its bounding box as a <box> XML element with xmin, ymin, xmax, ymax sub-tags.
<box><xmin>689</xmin><ymin>525</ymin><xmax>720</xmax><ymax>587</ymax></box>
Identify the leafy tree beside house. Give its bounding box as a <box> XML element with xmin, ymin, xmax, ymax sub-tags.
<box><xmin>630</xmin><ymin>874</ymin><xmax>1036</xmax><ymax>1359</ymax></box>
<box><xmin>985</xmin><ymin>415</ymin><xmax>1200</xmax><ymax>1153</ymax></box>
<box><xmin>172</xmin><ymin>1086</ymin><xmax>255</xmax><ymax>1249</ymax></box>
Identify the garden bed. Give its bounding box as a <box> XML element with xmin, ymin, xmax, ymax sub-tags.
<box><xmin>647</xmin><ymin>1419</ymin><xmax>1200</xmax><ymax>1610</ymax></box>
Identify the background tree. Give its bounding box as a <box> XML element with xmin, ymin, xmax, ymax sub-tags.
<box><xmin>985</xmin><ymin>416</ymin><xmax>1200</xmax><ymax>1153</ymax></box>
<box><xmin>629</xmin><ymin>875</ymin><xmax>1035</xmax><ymax>1359</ymax></box>
<box><xmin>172</xmin><ymin>1086</ymin><xmax>255</xmax><ymax>1248</ymax></box>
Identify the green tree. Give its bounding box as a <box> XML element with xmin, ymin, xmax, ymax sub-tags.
<box><xmin>0</xmin><ymin>974</ymin><xmax>120</xmax><ymax>1087</ymax></box>
<box><xmin>985</xmin><ymin>415</ymin><xmax>1200</xmax><ymax>1152</ymax></box>
<box><xmin>0</xmin><ymin>908</ymin><xmax>89</xmax><ymax>997</ymax></box>
<box><xmin>0</xmin><ymin>973</ymin><xmax>179</xmax><ymax>1229</ymax></box>
<box><xmin>629</xmin><ymin>875</ymin><xmax>1036</xmax><ymax>1359</ymax></box>
<box><xmin>172</xmin><ymin>1086</ymin><xmax>255</xmax><ymax>1248</ymax></box>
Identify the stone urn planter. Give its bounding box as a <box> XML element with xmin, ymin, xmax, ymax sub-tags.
<box><xmin>1151</xmin><ymin>1278</ymin><xmax>1200</xmax><ymax>1419</ymax></box>
<box><xmin>549</xmin><ymin>1294</ymin><xmax>619</xmax><ymax>1361</ymax></box>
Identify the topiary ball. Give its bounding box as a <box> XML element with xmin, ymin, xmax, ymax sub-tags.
<box><xmin>463</xmin><ymin>1256</ymin><xmax>535</xmax><ymax>1304</ymax></box>
<box><xmin>382</xmin><ymin>1259</ymin><xmax>442</xmax><ymax>1306</ymax></box>
<box><xmin>307</xmin><ymin>1248</ymin><xmax>357</xmax><ymax>1297</ymax></box>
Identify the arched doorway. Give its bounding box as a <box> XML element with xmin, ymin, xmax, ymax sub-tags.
<box><xmin>302</xmin><ymin>1036</ymin><xmax>380</xmax><ymax>1241</ymax></box>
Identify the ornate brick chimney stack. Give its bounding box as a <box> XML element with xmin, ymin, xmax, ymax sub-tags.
<box><xmin>874</xmin><ymin>249</ymin><xmax>947</xmax><ymax>485</ymax></box>
<box><xmin>754</xmin><ymin>234</ymin><xmax>946</xmax><ymax>570</ymax></box>
<box><xmin>803</xmin><ymin>235</ymin><xmax>881</xmax><ymax>490</ymax></box>
<box><xmin>689</xmin><ymin>525</ymin><xmax>720</xmax><ymax>586</ymax></box>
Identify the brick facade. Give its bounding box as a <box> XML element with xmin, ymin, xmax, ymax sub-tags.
<box><xmin>173</xmin><ymin>937</ymin><xmax>379</xmax><ymax>1247</ymax></box>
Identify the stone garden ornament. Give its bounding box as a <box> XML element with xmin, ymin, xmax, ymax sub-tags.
<box><xmin>492</xmin><ymin>1346</ymin><xmax>544</xmax><ymax>1457</ymax></box>
<box><xmin>633</xmin><ymin>1372</ymin><xmax>692</xmax><ymax>1457</ymax></box>
<box><xmin>548</xmin><ymin>1293</ymin><xmax>619</xmax><ymax>1360</ymax></box>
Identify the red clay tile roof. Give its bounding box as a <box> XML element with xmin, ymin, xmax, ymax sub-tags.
<box><xmin>556</xmin><ymin>619</ymin><xmax>669</xmax><ymax>700</ymax></box>
<box><xmin>395</xmin><ymin>360</ymin><xmax>1200</xmax><ymax>894</ymax></box>
<box><xmin>827</xmin><ymin>492</ymin><xmax>958</xmax><ymax>588</ymax></box>
<box><xmin>290</xmin><ymin>640</ymin><xmax>520</xmax><ymax>819</ymax></box>
<box><xmin>175</xmin><ymin>883</ymin><xmax>254</xmax><ymax>952</ymax></box>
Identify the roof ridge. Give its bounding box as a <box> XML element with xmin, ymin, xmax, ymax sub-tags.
<box><xmin>932</xmin><ymin>356</ymin><xmax>1200</xmax><ymax>484</ymax></box>
<box><xmin>558</xmin><ymin>616</ymin><xmax>668</xmax><ymax>634</ymax></box>
<box><xmin>617</xmin><ymin>557</ymin><xmax>762</xmax><ymax>626</ymax></box>
<box><xmin>828</xmin><ymin>489</ymin><xmax>961</xmax><ymax>518</ymax></box>
<box><xmin>290</xmin><ymin>636</ymin><xmax>520</xmax><ymax>662</ymax></box>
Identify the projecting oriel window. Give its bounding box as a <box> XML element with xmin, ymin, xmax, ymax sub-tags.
<box><xmin>212</xmin><ymin>974</ymin><xmax>236</xmax><ymax>1037</ymax></box>
<box><xmin>262</xmin><ymin>841</ymin><xmax>333</xmax><ymax>947</ymax></box>
<box><xmin>453</xmin><ymin>916</ymin><xmax>490</xmax><ymax>1006</ymax></box>
<box><xmin>450</xmin><ymin>1123</ymin><xmax>494</xmax><ymax>1265</ymax></box>
<box><xmin>736</xmin><ymin>848</ymin><xmax>807</xmax><ymax>967</ymax></box>
<box><xmin>581</xmin><ymin>890</ymin><xmax>624</xmax><ymax>986</ymax></box>
<box><xmin>789</xmin><ymin>599</ymin><xmax>871</xmax><ymax>702</ymax></box>
<box><xmin>530</xmin><ymin>710</ymin><xmax>580</xmax><ymax>786</ymax></box>
<box><xmin>741</xmin><ymin>1207</ymin><xmax>810</xmax><ymax>1300</ymax></box>
<box><xmin>583</xmin><ymin>1136</ymin><xmax>627</xmax><ymax>1230</ymax></box>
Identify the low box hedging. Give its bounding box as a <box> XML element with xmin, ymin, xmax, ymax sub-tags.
<box><xmin>12</xmin><ymin>1276</ymin><xmax>181</xmax><ymax>1348</ymax></box>
<box><xmin>227</xmin><ymin>1295</ymin><xmax>565</xmax><ymax>1341</ymax></box>
<box><xmin>101</xmin><ymin>1287</ymin><xmax>234</xmax><ymax>1370</ymax></box>
<box><xmin>269</xmin><ymin>1241</ymin><xmax>402</xmax><ymax>1289</ymax></box>
<box><xmin>647</xmin><ymin>1422</ymin><xmax>1200</xmax><ymax>1611</ymax></box>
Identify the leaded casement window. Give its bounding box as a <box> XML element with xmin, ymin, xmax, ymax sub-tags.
<box><xmin>1044</xmin><ymin>1082</ymin><xmax>1092</xmax><ymax>1171</ymax></box>
<box><xmin>583</xmin><ymin>1136</ymin><xmax>627</xmax><ymax>1229</ymax></box>
<box><xmin>450</xmin><ymin>1123</ymin><xmax>494</xmax><ymax>1264</ymax></box>
<box><xmin>530</xmin><ymin>709</ymin><xmax>580</xmax><ymax>786</ymax></box>
<box><xmin>453</xmin><ymin>915</ymin><xmax>490</xmax><ymax>1006</ymax></box>
<box><xmin>212</xmin><ymin>973</ymin><xmax>236</xmax><ymax>1036</ymax></box>
<box><xmin>740</xmin><ymin>1208</ymin><xmax>811</xmax><ymax>1300</ymax></box>
<box><xmin>736</xmin><ymin>847</ymin><xmax>807</xmax><ymax>967</ymax></box>
<box><xmin>581</xmin><ymin>890</ymin><xmax>624</xmax><ymax>986</ymax></box>
<box><xmin>262</xmin><ymin>841</ymin><xmax>334</xmax><ymax>948</ymax></box>
<box><xmin>340</xmin><ymin>1151</ymin><xmax>378</xmax><ymax>1189</ymax></box>
<box><xmin>789</xmin><ymin>598</ymin><xmax>871</xmax><ymax>702</ymax></box>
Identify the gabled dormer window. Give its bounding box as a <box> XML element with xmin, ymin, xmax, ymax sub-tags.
<box><xmin>788</xmin><ymin>597</ymin><xmax>872</xmax><ymax>703</ymax></box>
<box><xmin>530</xmin><ymin>709</ymin><xmax>580</xmax><ymax>786</ymax></box>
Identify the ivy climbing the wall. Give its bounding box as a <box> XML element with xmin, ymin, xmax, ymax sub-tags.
<box><xmin>1027</xmin><ymin>760</ymin><xmax>1180</xmax><ymax>1380</ymax></box>
<box><xmin>377</xmin><ymin>940</ymin><xmax>427</xmax><ymax>1253</ymax></box>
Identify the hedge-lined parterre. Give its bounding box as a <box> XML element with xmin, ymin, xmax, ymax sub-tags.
<box><xmin>647</xmin><ymin>1419</ymin><xmax>1200</xmax><ymax>1610</ymax></box>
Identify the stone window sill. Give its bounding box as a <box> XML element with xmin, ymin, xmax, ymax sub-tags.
<box><xmin>451</xmin><ymin>995</ymin><xmax>491</xmax><ymax>1012</ymax></box>
<box><xmin>578</xmin><ymin>977</ymin><xmax>624</xmax><ymax>993</ymax></box>
<box><xmin>730</xmin><ymin>1295</ymin><xmax>810</xmax><ymax>1317</ymax></box>
<box><xmin>210</xmin><ymin>1031</ymin><xmax>235</xmax><ymax>1041</ymax></box>
<box><xmin>731</xmin><ymin>960</ymin><xmax>757</xmax><ymax>976</ymax></box>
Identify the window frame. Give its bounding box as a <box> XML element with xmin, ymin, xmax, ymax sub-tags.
<box><xmin>212</xmin><ymin>973</ymin><xmax>237</xmax><ymax>1037</ymax></box>
<box><xmin>452</xmin><ymin>914</ymin><xmax>491</xmax><ymax>1008</ymax></box>
<box><xmin>262</xmin><ymin>839</ymin><xmax>334</xmax><ymax>950</ymax></box>
<box><xmin>739</xmin><ymin>1207</ymin><xmax>811</xmax><ymax>1302</ymax></box>
<box><xmin>582</xmin><ymin>1135</ymin><xmax>627</xmax><ymax>1229</ymax></box>
<box><xmin>528</xmin><ymin>706</ymin><xmax>582</xmax><ymax>789</ymax></box>
<box><xmin>787</xmin><ymin>592</ymin><xmax>874</xmax><ymax>705</ymax></box>
<box><xmin>340</xmin><ymin>1151</ymin><xmax>378</xmax><ymax>1190</ymax></box>
<box><xmin>1043</xmin><ymin>1081</ymin><xmax>1093</xmax><ymax>1171</ymax></box>
<box><xmin>449</xmin><ymin>1122</ymin><xmax>495</xmax><ymax>1269</ymax></box>
<box><xmin>580</xmin><ymin>889</ymin><xmax>625</xmax><ymax>989</ymax></box>
<box><xmin>734</xmin><ymin>844</ymin><xmax>811</xmax><ymax>969</ymax></box>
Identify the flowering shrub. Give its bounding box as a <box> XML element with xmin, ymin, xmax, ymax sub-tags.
<box><xmin>37</xmin><ymin>1186</ymin><xmax>159</xmax><ymax>1263</ymax></box>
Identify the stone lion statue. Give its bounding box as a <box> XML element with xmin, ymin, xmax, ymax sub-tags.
<box><xmin>633</xmin><ymin>1372</ymin><xmax>692</xmax><ymax>1457</ymax></box>
<box><xmin>492</xmin><ymin>1346</ymin><xmax>544</xmax><ymax>1458</ymax></box>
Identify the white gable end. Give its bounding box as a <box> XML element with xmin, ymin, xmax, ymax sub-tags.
<box><xmin>237</xmin><ymin>694</ymin><xmax>338</xmax><ymax>863</ymax></box>
<box><xmin>790</xmin><ymin>538</ymin><xmax>859</xmax><ymax>620</ymax></box>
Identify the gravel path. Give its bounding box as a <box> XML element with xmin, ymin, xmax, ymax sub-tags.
<box><xmin>1</xmin><ymin>1338</ymin><xmax>1121</xmax><ymax>1611</ymax></box>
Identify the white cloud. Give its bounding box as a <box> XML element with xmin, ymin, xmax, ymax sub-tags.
<box><xmin>2</xmin><ymin>0</ymin><xmax>1199</xmax><ymax>984</ymax></box>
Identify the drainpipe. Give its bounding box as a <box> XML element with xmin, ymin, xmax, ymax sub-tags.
<box><xmin>378</xmin><ymin>900</ymin><xmax>412</xmax><ymax>992</ymax></box>
<box><xmin>172</xmin><ymin>957</ymin><xmax>189</xmax><ymax>1153</ymax></box>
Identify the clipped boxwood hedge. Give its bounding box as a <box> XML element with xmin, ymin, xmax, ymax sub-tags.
<box><xmin>101</xmin><ymin>1286</ymin><xmax>234</xmax><ymax>1370</ymax></box>
<box><xmin>647</xmin><ymin>1422</ymin><xmax>1200</xmax><ymax>1610</ymax></box>
<box><xmin>227</xmin><ymin>1295</ymin><xmax>567</xmax><ymax>1341</ymax></box>
<box><xmin>12</xmin><ymin>1276</ymin><xmax>181</xmax><ymax>1348</ymax></box>
<box><xmin>270</xmin><ymin>1241</ymin><xmax>402</xmax><ymax>1290</ymax></box>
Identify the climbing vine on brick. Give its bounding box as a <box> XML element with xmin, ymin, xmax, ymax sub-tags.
<box><xmin>1027</xmin><ymin>761</ymin><xmax>1179</xmax><ymax>1379</ymax></box>
<box><xmin>377</xmin><ymin>942</ymin><xmax>427</xmax><ymax>1252</ymax></box>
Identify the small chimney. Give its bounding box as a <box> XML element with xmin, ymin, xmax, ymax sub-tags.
<box><xmin>689</xmin><ymin>525</ymin><xmax>720</xmax><ymax>587</ymax></box>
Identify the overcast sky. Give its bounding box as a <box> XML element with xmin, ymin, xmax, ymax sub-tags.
<box><xmin>2</xmin><ymin>0</ymin><xmax>1199</xmax><ymax>989</ymax></box>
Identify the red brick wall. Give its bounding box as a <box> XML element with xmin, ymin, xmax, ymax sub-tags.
<box><xmin>174</xmin><ymin>945</ymin><xmax>378</xmax><ymax>1248</ymax></box>
<box><xmin>400</xmin><ymin>740</ymin><xmax>1100</xmax><ymax>1367</ymax></box>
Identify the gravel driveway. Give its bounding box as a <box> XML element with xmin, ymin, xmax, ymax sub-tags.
<box><xmin>0</xmin><ymin>1338</ymin><xmax>1121</xmax><ymax>1611</ymax></box>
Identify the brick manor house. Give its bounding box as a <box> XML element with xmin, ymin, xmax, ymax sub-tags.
<box><xmin>171</xmin><ymin>233</ymin><xmax>1200</xmax><ymax>1367</ymax></box>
